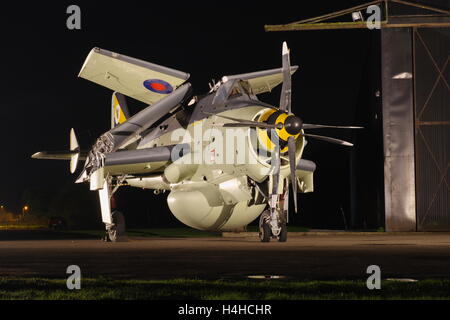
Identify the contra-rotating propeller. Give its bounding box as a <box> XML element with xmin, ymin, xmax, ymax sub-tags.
<box><xmin>212</xmin><ymin>42</ymin><xmax>362</xmax><ymax>214</ymax></box>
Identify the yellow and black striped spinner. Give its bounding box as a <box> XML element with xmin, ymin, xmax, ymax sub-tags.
<box><xmin>256</xmin><ymin>109</ymin><xmax>301</xmax><ymax>153</ymax></box>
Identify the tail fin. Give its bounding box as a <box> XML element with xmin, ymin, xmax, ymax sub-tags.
<box><xmin>111</xmin><ymin>92</ymin><xmax>130</xmax><ymax>128</ymax></box>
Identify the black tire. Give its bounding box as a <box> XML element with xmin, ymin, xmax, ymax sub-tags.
<box><xmin>278</xmin><ymin>223</ymin><xmax>287</xmax><ymax>242</ymax></box>
<box><xmin>259</xmin><ymin>211</ymin><xmax>271</xmax><ymax>242</ymax></box>
<box><xmin>260</xmin><ymin>223</ymin><xmax>271</xmax><ymax>242</ymax></box>
<box><xmin>107</xmin><ymin>210</ymin><xmax>126</xmax><ymax>242</ymax></box>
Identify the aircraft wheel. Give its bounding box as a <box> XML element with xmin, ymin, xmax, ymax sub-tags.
<box><xmin>106</xmin><ymin>210</ymin><xmax>127</xmax><ymax>242</ymax></box>
<box><xmin>260</xmin><ymin>223</ymin><xmax>271</xmax><ymax>242</ymax></box>
<box><xmin>259</xmin><ymin>211</ymin><xmax>271</xmax><ymax>242</ymax></box>
<box><xmin>278</xmin><ymin>223</ymin><xmax>287</xmax><ymax>242</ymax></box>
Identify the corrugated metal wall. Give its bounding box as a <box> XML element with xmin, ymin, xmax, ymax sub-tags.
<box><xmin>414</xmin><ymin>27</ymin><xmax>450</xmax><ymax>231</ymax></box>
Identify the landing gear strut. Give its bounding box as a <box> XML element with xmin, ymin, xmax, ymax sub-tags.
<box><xmin>100</xmin><ymin>182</ymin><xmax>128</xmax><ymax>242</ymax></box>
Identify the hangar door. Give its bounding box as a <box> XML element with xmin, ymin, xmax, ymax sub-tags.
<box><xmin>414</xmin><ymin>27</ymin><xmax>450</xmax><ymax>231</ymax></box>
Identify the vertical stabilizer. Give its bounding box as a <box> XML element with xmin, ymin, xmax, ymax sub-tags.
<box><xmin>111</xmin><ymin>92</ymin><xmax>130</xmax><ymax>128</ymax></box>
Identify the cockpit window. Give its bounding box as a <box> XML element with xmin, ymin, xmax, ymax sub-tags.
<box><xmin>212</xmin><ymin>79</ymin><xmax>252</xmax><ymax>104</ymax></box>
<box><xmin>212</xmin><ymin>80</ymin><xmax>235</xmax><ymax>104</ymax></box>
<box><xmin>229</xmin><ymin>86</ymin><xmax>242</xmax><ymax>97</ymax></box>
<box><xmin>238</xmin><ymin>80</ymin><xmax>252</xmax><ymax>95</ymax></box>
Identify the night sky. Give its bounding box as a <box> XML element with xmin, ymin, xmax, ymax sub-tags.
<box><xmin>1</xmin><ymin>1</ymin><xmax>447</xmax><ymax>228</ymax></box>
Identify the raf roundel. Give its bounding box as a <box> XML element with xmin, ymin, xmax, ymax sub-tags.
<box><xmin>143</xmin><ymin>79</ymin><xmax>174</xmax><ymax>94</ymax></box>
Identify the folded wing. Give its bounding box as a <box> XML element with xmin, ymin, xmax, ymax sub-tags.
<box><xmin>222</xmin><ymin>66</ymin><xmax>298</xmax><ymax>95</ymax></box>
<box><xmin>79</xmin><ymin>48</ymin><xmax>190</xmax><ymax>105</ymax></box>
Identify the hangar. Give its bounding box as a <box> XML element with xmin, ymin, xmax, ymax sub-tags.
<box><xmin>266</xmin><ymin>0</ymin><xmax>450</xmax><ymax>231</ymax></box>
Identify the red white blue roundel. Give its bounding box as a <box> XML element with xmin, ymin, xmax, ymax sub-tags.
<box><xmin>143</xmin><ymin>79</ymin><xmax>174</xmax><ymax>94</ymax></box>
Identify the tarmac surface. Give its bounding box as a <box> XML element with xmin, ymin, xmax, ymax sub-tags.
<box><xmin>1</xmin><ymin>231</ymin><xmax>450</xmax><ymax>280</ymax></box>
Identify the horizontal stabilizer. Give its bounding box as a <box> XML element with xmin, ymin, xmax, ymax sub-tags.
<box><xmin>32</xmin><ymin>151</ymin><xmax>87</xmax><ymax>161</ymax></box>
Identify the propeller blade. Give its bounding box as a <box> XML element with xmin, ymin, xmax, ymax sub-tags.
<box><xmin>70</xmin><ymin>128</ymin><xmax>80</xmax><ymax>174</ymax></box>
<box><xmin>288</xmin><ymin>137</ymin><xmax>298</xmax><ymax>213</ymax></box>
<box><xmin>279</xmin><ymin>42</ymin><xmax>292</xmax><ymax>113</ymax></box>
<box><xmin>303</xmin><ymin>124</ymin><xmax>364</xmax><ymax>130</ymax></box>
<box><xmin>303</xmin><ymin>133</ymin><xmax>354</xmax><ymax>146</ymax></box>
<box><xmin>269</xmin><ymin>129</ymin><xmax>281</xmax><ymax>195</ymax></box>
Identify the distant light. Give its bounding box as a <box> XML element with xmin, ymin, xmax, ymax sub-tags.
<box><xmin>392</xmin><ymin>72</ymin><xmax>413</xmax><ymax>79</ymax></box>
<box><xmin>352</xmin><ymin>11</ymin><xmax>364</xmax><ymax>22</ymax></box>
<box><xmin>23</xmin><ymin>206</ymin><xmax>29</xmax><ymax>211</ymax></box>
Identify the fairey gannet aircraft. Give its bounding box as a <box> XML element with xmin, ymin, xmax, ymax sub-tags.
<box><xmin>33</xmin><ymin>42</ymin><xmax>361</xmax><ymax>242</ymax></box>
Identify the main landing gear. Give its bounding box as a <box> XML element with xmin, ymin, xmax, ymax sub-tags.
<box><xmin>104</xmin><ymin>210</ymin><xmax>127</xmax><ymax>242</ymax></box>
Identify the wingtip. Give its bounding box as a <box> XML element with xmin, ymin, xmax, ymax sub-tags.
<box><xmin>78</xmin><ymin>48</ymin><xmax>97</xmax><ymax>78</ymax></box>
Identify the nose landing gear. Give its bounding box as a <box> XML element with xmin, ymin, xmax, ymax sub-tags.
<box><xmin>259</xmin><ymin>210</ymin><xmax>287</xmax><ymax>242</ymax></box>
